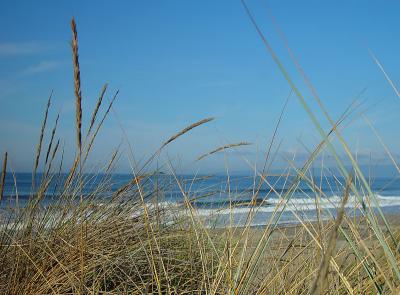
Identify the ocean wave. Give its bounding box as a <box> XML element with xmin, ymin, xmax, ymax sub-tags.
<box><xmin>192</xmin><ymin>194</ymin><xmax>400</xmax><ymax>216</ymax></box>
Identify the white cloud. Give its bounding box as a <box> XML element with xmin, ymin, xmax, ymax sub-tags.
<box><xmin>20</xmin><ymin>61</ymin><xmax>61</xmax><ymax>76</ymax></box>
<box><xmin>0</xmin><ymin>42</ymin><xmax>46</xmax><ymax>56</ymax></box>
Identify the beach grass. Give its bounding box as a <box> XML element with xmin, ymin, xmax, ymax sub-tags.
<box><xmin>0</xmin><ymin>16</ymin><xmax>400</xmax><ymax>295</ymax></box>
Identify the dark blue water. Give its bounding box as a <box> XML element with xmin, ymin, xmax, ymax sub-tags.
<box><xmin>2</xmin><ymin>173</ymin><xmax>400</xmax><ymax>206</ymax></box>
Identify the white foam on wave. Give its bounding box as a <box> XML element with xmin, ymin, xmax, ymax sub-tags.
<box><xmin>193</xmin><ymin>194</ymin><xmax>400</xmax><ymax>216</ymax></box>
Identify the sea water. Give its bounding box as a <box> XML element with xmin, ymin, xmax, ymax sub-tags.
<box><xmin>1</xmin><ymin>173</ymin><xmax>400</xmax><ymax>227</ymax></box>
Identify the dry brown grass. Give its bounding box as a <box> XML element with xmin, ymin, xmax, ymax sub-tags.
<box><xmin>71</xmin><ymin>17</ymin><xmax>82</xmax><ymax>153</ymax></box>
<box><xmin>32</xmin><ymin>91</ymin><xmax>52</xmax><ymax>187</ymax></box>
<box><xmin>197</xmin><ymin>142</ymin><xmax>252</xmax><ymax>161</ymax></box>
<box><xmin>160</xmin><ymin>117</ymin><xmax>215</xmax><ymax>150</ymax></box>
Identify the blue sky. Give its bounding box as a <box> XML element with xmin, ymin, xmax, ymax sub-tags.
<box><xmin>1</xmin><ymin>1</ymin><xmax>400</xmax><ymax>174</ymax></box>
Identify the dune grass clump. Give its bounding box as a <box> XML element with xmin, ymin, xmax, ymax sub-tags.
<box><xmin>0</xmin><ymin>189</ymin><xmax>220</xmax><ymax>294</ymax></box>
<box><xmin>0</xmin><ymin>14</ymin><xmax>400</xmax><ymax>295</ymax></box>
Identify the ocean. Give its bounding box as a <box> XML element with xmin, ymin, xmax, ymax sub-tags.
<box><xmin>2</xmin><ymin>173</ymin><xmax>400</xmax><ymax>227</ymax></box>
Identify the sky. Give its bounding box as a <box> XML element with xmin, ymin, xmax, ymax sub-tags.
<box><xmin>1</xmin><ymin>1</ymin><xmax>400</xmax><ymax>174</ymax></box>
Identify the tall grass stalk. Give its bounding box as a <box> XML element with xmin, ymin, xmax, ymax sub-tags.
<box><xmin>0</xmin><ymin>152</ymin><xmax>7</xmax><ymax>203</ymax></box>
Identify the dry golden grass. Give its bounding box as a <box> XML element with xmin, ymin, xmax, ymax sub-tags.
<box><xmin>0</xmin><ymin>195</ymin><xmax>220</xmax><ymax>294</ymax></box>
